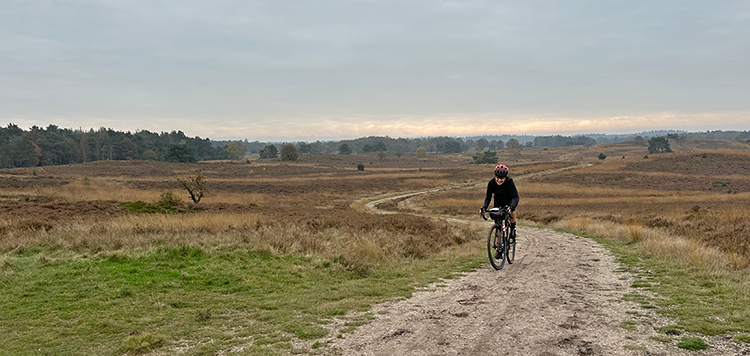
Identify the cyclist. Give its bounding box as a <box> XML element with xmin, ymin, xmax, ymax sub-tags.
<box><xmin>481</xmin><ymin>164</ymin><xmax>519</xmax><ymax>243</ymax></box>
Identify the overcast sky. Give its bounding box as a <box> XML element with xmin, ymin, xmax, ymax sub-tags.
<box><xmin>1</xmin><ymin>0</ymin><xmax>749</xmax><ymax>140</ymax></box>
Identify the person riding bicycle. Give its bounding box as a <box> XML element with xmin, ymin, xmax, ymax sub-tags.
<box><xmin>481</xmin><ymin>164</ymin><xmax>519</xmax><ymax>242</ymax></box>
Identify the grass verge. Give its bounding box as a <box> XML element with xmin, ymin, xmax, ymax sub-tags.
<box><xmin>555</xmin><ymin>227</ymin><xmax>750</xmax><ymax>337</ymax></box>
<box><xmin>0</xmin><ymin>243</ymin><xmax>484</xmax><ymax>355</ymax></box>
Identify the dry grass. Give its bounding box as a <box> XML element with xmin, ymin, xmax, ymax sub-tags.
<box><xmin>553</xmin><ymin>217</ymin><xmax>741</xmax><ymax>271</ymax></box>
<box><xmin>415</xmin><ymin>149</ymin><xmax>750</xmax><ymax>271</ymax></box>
<box><xmin>0</xmin><ymin>209</ymin><xmax>480</xmax><ymax>275</ymax></box>
<box><xmin>0</xmin><ymin>176</ymin><xmax>268</xmax><ymax>205</ymax></box>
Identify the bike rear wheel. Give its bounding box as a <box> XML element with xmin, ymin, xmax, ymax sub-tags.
<box><xmin>487</xmin><ymin>226</ymin><xmax>506</xmax><ymax>270</ymax></box>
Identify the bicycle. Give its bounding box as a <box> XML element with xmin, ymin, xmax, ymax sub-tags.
<box><xmin>481</xmin><ymin>206</ymin><xmax>516</xmax><ymax>270</ymax></box>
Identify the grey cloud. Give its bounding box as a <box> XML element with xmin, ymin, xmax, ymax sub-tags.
<box><xmin>1</xmin><ymin>0</ymin><xmax>749</xmax><ymax>136</ymax></box>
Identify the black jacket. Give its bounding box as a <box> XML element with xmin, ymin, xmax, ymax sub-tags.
<box><xmin>483</xmin><ymin>177</ymin><xmax>519</xmax><ymax>211</ymax></box>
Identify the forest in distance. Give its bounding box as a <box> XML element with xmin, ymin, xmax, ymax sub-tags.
<box><xmin>1</xmin><ymin>123</ymin><xmax>749</xmax><ymax>168</ymax></box>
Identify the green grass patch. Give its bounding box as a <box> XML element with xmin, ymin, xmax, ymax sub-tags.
<box><xmin>557</xmin><ymin>227</ymin><xmax>750</xmax><ymax>336</ymax></box>
<box><xmin>676</xmin><ymin>337</ymin><xmax>709</xmax><ymax>350</ymax></box>
<box><xmin>734</xmin><ymin>334</ymin><xmax>750</xmax><ymax>344</ymax></box>
<box><xmin>0</xmin><ymin>244</ymin><xmax>485</xmax><ymax>355</ymax></box>
<box><xmin>650</xmin><ymin>335</ymin><xmax>673</xmax><ymax>343</ymax></box>
<box><xmin>120</xmin><ymin>201</ymin><xmax>177</xmax><ymax>214</ymax></box>
<box><xmin>121</xmin><ymin>332</ymin><xmax>165</xmax><ymax>353</ymax></box>
<box><xmin>620</xmin><ymin>320</ymin><xmax>638</xmax><ymax>331</ymax></box>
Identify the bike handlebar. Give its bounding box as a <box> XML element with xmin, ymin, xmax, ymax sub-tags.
<box><xmin>481</xmin><ymin>206</ymin><xmax>511</xmax><ymax>221</ymax></box>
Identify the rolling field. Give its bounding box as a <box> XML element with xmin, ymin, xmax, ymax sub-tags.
<box><xmin>0</xmin><ymin>152</ymin><xmax>564</xmax><ymax>355</ymax></box>
<box><xmin>2</xmin><ymin>142</ymin><xmax>750</xmax><ymax>354</ymax></box>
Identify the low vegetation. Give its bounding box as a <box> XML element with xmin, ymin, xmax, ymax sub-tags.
<box><xmin>0</xmin><ymin>154</ymin><xmax>493</xmax><ymax>355</ymax></box>
<box><xmin>2</xmin><ymin>140</ymin><xmax>750</xmax><ymax>354</ymax></box>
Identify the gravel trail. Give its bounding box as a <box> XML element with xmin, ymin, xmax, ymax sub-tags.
<box><xmin>327</xmin><ymin>226</ymin><xmax>686</xmax><ymax>356</ymax></box>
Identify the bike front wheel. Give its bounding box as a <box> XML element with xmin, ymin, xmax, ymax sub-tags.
<box><xmin>487</xmin><ymin>226</ymin><xmax>506</xmax><ymax>270</ymax></box>
<box><xmin>507</xmin><ymin>229</ymin><xmax>516</xmax><ymax>264</ymax></box>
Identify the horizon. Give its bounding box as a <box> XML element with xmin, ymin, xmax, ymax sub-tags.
<box><xmin>3</xmin><ymin>121</ymin><xmax>742</xmax><ymax>143</ymax></box>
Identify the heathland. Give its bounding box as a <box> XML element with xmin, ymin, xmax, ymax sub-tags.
<box><xmin>1</xmin><ymin>138</ymin><xmax>750</xmax><ymax>355</ymax></box>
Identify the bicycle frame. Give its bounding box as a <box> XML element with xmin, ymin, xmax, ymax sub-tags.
<box><xmin>481</xmin><ymin>206</ymin><xmax>515</xmax><ymax>270</ymax></box>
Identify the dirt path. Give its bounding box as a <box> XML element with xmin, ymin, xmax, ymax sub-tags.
<box><xmin>329</xmin><ymin>226</ymin><xmax>680</xmax><ymax>356</ymax></box>
<box><xmin>328</xmin><ymin>165</ymin><xmax>746</xmax><ymax>356</ymax></box>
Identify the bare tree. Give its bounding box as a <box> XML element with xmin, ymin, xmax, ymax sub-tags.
<box><xmin>178</xmin><ymin>170</ymin><xmax>207</xmax><ymax>203</ymax></box>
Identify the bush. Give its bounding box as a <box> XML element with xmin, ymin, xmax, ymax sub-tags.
<box><xmin>472</xmin><ymin>151</ymin><xmax>497</xmax><ymax>164</ymax></box>
<box><xmin>357</xmin><ymin>163</ymin><xmax>365</xmax><ymax>171</ymax></box>
<box><xmin>598</xmin><ymin>152</ymin><xmax>607</xmax><ymax>160</ymax></box>
<box><xmin>158</xmin><ymin>191</ymin><xmax>181</xmax><ymax>210</ymax></box>
<box><xmin>121</xmin><ymin>192</ymin><xmax>181</xmax><ymax>214</ymax></box>
<box><xmin>280</xmin><ymin>144</ymin><xmax>298</xmax><ymax>161</ymax></box>
<box><xmin>121</xmin><ymin>201</ymin><xmax>166</xmax><ymax>214</ymax></box>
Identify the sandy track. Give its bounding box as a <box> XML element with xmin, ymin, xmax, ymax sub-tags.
<box><xmin>328</xmin><ymin>226</ymin><xmax>684</xmax><ymax>356</ymax></box>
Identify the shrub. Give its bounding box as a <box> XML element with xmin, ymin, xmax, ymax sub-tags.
<box><xmin>598</xmin><ymin>152</ymin><xmax>607</xmax><ymax>160</ymax></box>
<box><xmin>472</xmin><ymin>151</ymin><xmax>497</xmax><ymax>164</ymax></box>
<box><xmin>158</xmin><ymin>191</ymin><xmax>181</xmax><ymax>210</ymax></box>
<box><xmin>121</xmin><ymin>201</ymin><xmax>166</xmax><ymax>214</ymax></box>
<box><xmin>280</xmin><ymin>144</ymin><xmax>298</xmax><ymax>161</ymax></box>
<box><xmin>357</xmin><ymin>163</ymin><xmax>365</xmax><ymax>171</ymax></box>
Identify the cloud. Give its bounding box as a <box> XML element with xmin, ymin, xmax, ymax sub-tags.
<box><xmin>1</xmin><ymin>1</ymin><xmax>749</xmax><ymax>139</ymax></box>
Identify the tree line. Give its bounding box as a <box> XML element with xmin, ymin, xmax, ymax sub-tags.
<box><xmin>4</xmin><ymin>123</ymin><xmax>747</xmax><ymax>169</ymax></box>
<box><xmin>0</xmin><ymin>124</ymin><xmax>227</xmax><ymax>168</ymax></box>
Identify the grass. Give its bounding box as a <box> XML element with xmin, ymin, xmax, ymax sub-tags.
<box><xmin>0</xmin><ymin>244</ymin><xmax>486</xmax><ymax>355</ymax></box>
<box><xmin>676</xmin><ymin>337</ymin><xmax>709</xmax><ymax>350</ymax></box>
<box><xmin>619</xmin><ymin>320</ymin><xmax>638</xmax><ymax>331</ymax></box>
<box><xmin>121</xmin><ymin>332</ymin><xmax>166</xmax><ymax>353</ymax></box>
<box><xmin>4</xmin><ymin>147</ymin><xmax>750</xmax><ymax>353</ymax></box>
<box><xmin>558</xmin><ymin>227</ymin><xmax>750</xmax><ymax>336</ymax></box>
<box><xmin>650</xmin><ymin>335</ymin><xmax>673</xmax><ymax>343</ymax></box>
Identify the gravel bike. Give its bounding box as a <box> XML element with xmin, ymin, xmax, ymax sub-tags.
<box><xmin>481</xmin><ymin>206</ymin><xmax>516</xmax><ymax>270</ymax></box>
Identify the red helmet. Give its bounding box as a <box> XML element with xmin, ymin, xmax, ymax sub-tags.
<box><xmin>494</xmin><ymin>164</ymin><xmax>509</xmax><ymax>178</ymax></box>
